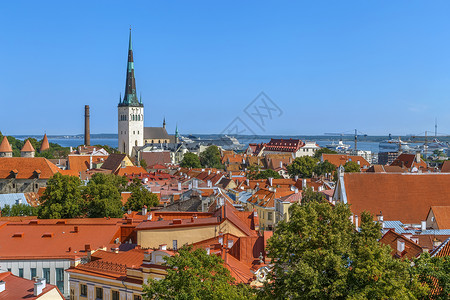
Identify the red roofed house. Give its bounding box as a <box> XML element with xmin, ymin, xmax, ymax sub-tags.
<box><xmin>389</xmin><ymin>153</ymin><xmax>427</xmax><ymax>171</ymax></box>
<box><xmin>333</xmin><ymin>170</ymin><xmax>450</xmax><ymax>226</ymax></box>
<box><xmin>426</xmin><ymin>206</ymin><xmax>450</xmax><ymax>230</ymax></box>
<box><xmin>0</xmin><ymin>272</ymin><xmax>64</xmax><ymax>299</ymax></box>
<box><xmin>0</xmin><ymin>218</ymin><xmax>129</xmax><ymax>297</ymax></box>
<box><xmin>0</xmin><ymin>157</ymin><xmax>61</xmax><ymax>193</ymax></box>
<box><xmin>262</xmin><ymin>139</ymin><xmax>320</xmax><ymax>158</ymax></box>
<box><xmin>67</xmin><ymin>247</ymin><xmax>171</xmax><ymax>300</ymax></box>
<box><xmin>321</xmin><ymin>153</ymin><xmax>370</xmax><ymax>169</ymax></box>
<box><xmin>379</xmin><ymin>230</ymin><xmax>423</xmax><ymax>260</ymax></box>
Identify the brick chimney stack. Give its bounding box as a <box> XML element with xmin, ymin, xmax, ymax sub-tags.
<box><xmin>84</xmin><ymin>105</ymin><xmax>90</xmax><ymax>146</ymax></box>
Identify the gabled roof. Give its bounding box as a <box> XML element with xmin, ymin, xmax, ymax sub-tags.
<box><xmin>366</xmin><ymin>165</ymin><xmax>404</xmax><ymax>173</ymax></box>
<box><xmin>67</xmin><ymin>155</ymin><xmax>108</xmax><ymax>173</ymax></box>
<box><xmin>39</xmin><ymin>134</ymin><xmax>50</xmax><ymax>152</ymax></box>
<box><xmin>101</xmin><ymin>154</ymin><xmax>128</xmax><ymax>171</ymax></box>
<box><xmin>140</xmin><ymin>152</ymin><xmax>171</xmax><ymax>166</ymax></box>
<box><xmin>431</xmin><ymin>237</ymin><xmax>450</xmax><ymax>257</ymax></box>
<box><xmin>264</xmin><ymin>139</ymin><xmax>303</xmax><ymax>153</ymax></box>
<box><xmin>0</xmin><ymin>136</ymin><xmax>12</xmax><ymax>153</ymax></box>
<box><xmin>21</xmin><ymin>139</ymin><xmax>35</xmax><ymax>152</ymax></box>
<box><xmin>0</xmin><ymin>157</ymin><xmax>60</xmax><ymax>179</ymax></box>
<box><xmin>440</xmin><ymin>160</ymin><xmax>450</xmax><ymax>173</ymax></box>
<box><xmin>144</xmin><ymin>127</ymin><xmax>170</xmax><ymax>140</ymax></box>
<box><xmin>390</xmin><ymin>153</ymin><xmax>427</xmax><ymax>169</ymax></box>
<box><xmin>0</xmin><ymin>272</ymin><xmax>63</xmax><ymax>299</ymax></box>
<box><xmin>429</xmin><ymin>206</ymin><xmax>450</xmax><ymax>229</ymax></box>
<box><xmin>340</xmin><ymin>173</ymin><xmax>450</xmax><ymax>224</ymax></box>
<box><xmin>379</xmin><ymin>229</ymin><xmax>423</xmax><ymax>259</ymax></box>
<box><xmin>322</xmin><ymin>154</ymin><xmax>370</xmax><ymax>168</ymax></box>
<box><xmin>115</xmin><ymin>166</ymin><xmax>147</xmax><ymax>176</ymax></box>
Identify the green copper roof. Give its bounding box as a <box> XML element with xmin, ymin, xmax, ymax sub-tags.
<box><xmin>119</xmin><ymin>29</ymin><xmax>142</xmax><ymax>107</ymax></box>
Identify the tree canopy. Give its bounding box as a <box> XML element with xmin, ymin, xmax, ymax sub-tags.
<box><xmin>261</xmin><ymin>196</ymin><xmax>428</xmax><ymax>299</ymax></box>
<box><xmin>38</xmin><ymin>173</ymin><xmax>131</xmax><ymax>219</ymax></box>
<box><xmin>344</xmin><ymin>161</ymin><xmax>361</xmax><ymax>173</ymax></box>
<box><xmin>124</xmin><ymin>186</ymin><xmax>159</xmax><ymax>211</ymax></box>
<box><xmin>143</xmin><ymin>246</ymin><xmax>255</xmax><ymax>300</ymax></box>
<box><xmin>1</xmin><ymin>203</ymin><xmax>38</xmax><ymax>217</ymax></box>
<box><xmin>199</xmin><ymin>146</ymin><xmax>223</xmax><ymax>169</ymax></box>
<box><xmin>287</xmin><ymin>156</ymin><xmax>318</xmax><ymax>178</ymax></box>
<box><xmin>313</xmin><ymin>147</ymin><xmax>338</xmax><ymax>159</ymax></box>
<box><xmin>180</xmin><ymin>152</ymin><xmax>202</xmax><ymax>168</ymax></box>
<box><xmin>252</xmin><ymin>169</ymin><xmax>282</xmax><ymax>180</ymax></box>
<box><xmin>38</xmin><ymin>173</ymin><xmax>86</xmax><ymax>219</ymax></box>
<box><xmin>313</xmin><ymin>160</ymin><xmax>336</xmax><ymax>176</ymax></box>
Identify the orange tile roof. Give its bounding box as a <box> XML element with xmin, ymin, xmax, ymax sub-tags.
<box><xmin>68</xmin><ymin>155</ymin><xmax>109</xmax><ymax>173</ymax></box>
<box><xmin>430</xmin><ymin>206</ymin><xmax>450</xmax><ymax>229</ymax></box>
<box><xmin>21</xmin><ymin>139</ymin><xmax>35</xmax><ymax>152</ymax></box>
<box><xmin>39</xmin><ymin>134</ymin><xmax>50</xmax><ymax>152</ymax></box>
<box><xmin>0</xmin><ymin>136</ymin><xmax>12</xmax><ymax>153</ymax></box>
<box><xmin>342</xmin><ymin>173</ymin><xmax>450</xmax><ymax>224</ymax></box>
<box><xmin>379</xmin><ymin>230</ymin><xmax>423</xmax><ymax>259</ymax></box>
<box><xmin>0</xmin><ymin>272</ymin><xmax>63</xmax><ymax>299</ymax></box>
<box><xmin>322</xmin><ymin>154</ymin><xmax>370</xmax><ymax>168</ymax></box>
<box><xmin>390</xmin><ymin>153</ymin><xmax>427</xmax><ymax>169</ymax></box>
<box><xmin>440</xmin><ymin>160</ymin><xmax>450</xmax><ymax>173</ymax></box>
<box><xmin>0</xmin><ymin>219</ymin><xmax>122</xmax><ymax>260</ymax></box>
<box><xmin>432</xmin><ymin>237</ymin><xmax>450</xmax><ymax>257</ymax></box>
<box><xmin>0</xmin><ymin>157</ymin><xmax>60</xmax><ymax>179</ymax></box>
<box><xmin>115</xmin><ymin>166</ymin><xmax>147</xmax><ymax>176</ymax></box>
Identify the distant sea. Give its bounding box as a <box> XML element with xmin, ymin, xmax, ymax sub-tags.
<box><xmin>14</xmin><ymin>134</ymin><xmax>437</xmax><ymax>154</ymax></box>
<box><xmin>43</xmin><ymin>137</ymin><xmax>381</xmax><ymax>153</ymax></box>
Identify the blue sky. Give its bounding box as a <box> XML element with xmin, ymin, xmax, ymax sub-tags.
<box><xmin>2</xmin><ymin>1</ymin><xmax>450</xmax><ymax>136</ymax></box>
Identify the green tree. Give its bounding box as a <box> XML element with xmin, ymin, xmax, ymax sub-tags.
<box><xmin>301</xmin><ymin>187</ymin><xmax>326</xmax><ymax>204</ymax></box>
<box><xmin>140</xmin><ymin>159</ymin><xmax>148</xmax><ymax>169</ymax></box>
<box><xmin>1</xmin><ymin>204</ymin><xmax>38</xmax><ymax>216</ymax></box>
<box><xmin>199</xmin><ymin>146</ymin><xmax>223</xmax><ymax>169</ymax></box>
<box><xmin>83</xmin><ymin>173</ymin><xmax>124</xmax><ymax>218</ymax></box>
<box><xmin>180</xmin><ymin>152</ymin><xmax>202</xmax><ymax>168</ymax></box>
<box><xmin>412</xmin><ymin>252</ymin><xmax>450</xmax><ymax>300</ymax></box>
<box><xmin>254</xmin><ymin>169</ymin><xmax>282</xmax><ymax>180</ymax></box>
<box><xmin>313</xmin><ymin>160</ymin><xmax>336</xmax><ymax>176</ymax></box>
<box><xmin>38</xmin><ymin>173</ymin><xmax>86</xmax><ymax>219</ymax></box>
<box><xmin>314</xmin><ymin>148</ymin><xmax>338</xmax><ymax>159</ymax></box>
<box><xmin>261</xmin><ymin>201</ymin><xmax>426</xmax><ymax>299</ymax></box>
<box><xmin>344</xmin><ymin>161</ymin><xmax>361</xmax><ymax>173</ymax></box>
<box><xmin>287</xmin><ymin>156</ymin><xmax>318</xmax><ymax>178</ymax></box>
<box><xmin>124</xmin><ymin>187</ymin><xmax>159</xmax><ymax>211</ymax></box>
<box><xmin>143</xmin><ymin>246</ymin><xmax>255</xmax><ymax>300</ymax></box>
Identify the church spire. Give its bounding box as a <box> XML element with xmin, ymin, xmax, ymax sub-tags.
<box><xmin>163</xmin><ymin>117</ymin><xmax>166</xmax><ymax>129</ymax></box>
<box><xmin>120</xmin><ymin>28</ymin><xmax>141</xmax><ymax>107</ymax></box>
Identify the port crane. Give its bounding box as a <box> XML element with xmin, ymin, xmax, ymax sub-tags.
<box><xmin>324</xmin><ymin>129</ymin><xmax>368</xmax><ymax>151</ymax></box>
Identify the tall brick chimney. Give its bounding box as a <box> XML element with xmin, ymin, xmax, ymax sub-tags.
<box><xmin>84</xmin><ymin>105</ymin><xmax>90</xmax><ymax>146</ymax></box>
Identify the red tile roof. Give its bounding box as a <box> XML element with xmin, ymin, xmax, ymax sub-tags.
<box><xmin>342</xmin><ymin>173</ymin><xmax>450</xmax><ymax>224</ymax></box>
<box><xmin>0</xmin><ymin>219</ymin><xmax>123</xmax><ymax>260</ymax></box>
<box><xmin>429</xmin><ymin>206</ymin><xmax>450</xmax><ymax>229</ymax></box>
<box><xmin>0</xmin><ymin>137</ymin><xmax>12</xmax><ymax>153</ymax></box>
<box><xmin>0</xmin><ymin>157</ymin><xmax>60</xmax><ymax>179</ymax></box>
<box><xmin>431</xmin><ymin>237</ymin><xmax>450</xmax><ymax>257</ymax></box>
<box><xmin>379</xmin><ymin>229</ymin><xmax>423</xmax><ymax>259</ymax></box>
<box><xmin>264</xmin><ymin>139</ymin><xmax>304</xmax><ymax>153</ymax></box>
<box><xmin>440</xmin><ymin>160</ymin><xmax>450</xmax><ymax>173</ymax></box>
<box><xmin>21</xmin><ymin>139</ymin><xmax>35</xmax><ymax>152</ymax></box>
<box><xmin>115</xmin><ymin>166</ymin><xmax>147</xmax><ymax>176</ymax></box>
<box><xmin>322</xmin><ymin>154</ymin><xmax>370</xmax><ymax>168</ymax></box>
<box><xmin>68</xmin><ymin>155</ymin><xmax>109</xmax><ymax>173</ymax></box>
<box><xmin>390</xmin><ymin>153</ymin><xmax>427</xmax><ymax>169</ymax></box>
<box><xmin>0</xmin><ymin>272</ymin><xmax>63</xmax><ymax>299</ymax></box>
<box><xmin>39</xmin><ymin>134</ymin><xmax>50</xmax><ymax>152</ymax></box>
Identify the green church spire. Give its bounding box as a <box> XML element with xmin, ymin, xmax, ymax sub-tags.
<box><xmin>119</xmin><ymin>28</ymin><xmax>142</xmax><ymax>107</ymax></box>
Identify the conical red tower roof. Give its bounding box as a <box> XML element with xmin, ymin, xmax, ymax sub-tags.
<box><xmin>21</xmin><ymin>139</ymin><xmax>35</xmax><ymax>152</ymax></box>
<box><xmin>0</xmin><ymin>136</ymin><xmax>12</xmax><ymax>153</ymax></box>
<box><xmin>40</xmin><ymin>134</ymin><xmax>50</xmax><ymax>152</ymax></box>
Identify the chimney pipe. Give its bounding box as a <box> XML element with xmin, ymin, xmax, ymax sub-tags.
<box><xmin>84</xmin><ymin>105</ymin><xmax>90</xmax><ymax>146</ymax></box>
<box><xmin>0</xmin><ymin>281</ymin><xmax>5</xmax><ymax>293</ymax></box>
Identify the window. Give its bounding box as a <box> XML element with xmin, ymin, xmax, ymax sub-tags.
<box><xmin>80</xmin><ymin>284</ymin><xmax>87</xmax><ymax>297</ymax></box>
<box><xmin>134</xmin><ymin>295</ymin><xmax>142</xmax><ymax>300</ymax></box>
<box><xmin>96</xmin><ymin>287</ymin><xmax>103</xmax><ymax>299</ymax></box>
<box><xmin>43</xmin><ymin>268</ymin><xmax>50</xmax><ymax>284</ymax></box>
<box><xmin>19</xmin><ymin>268</ymin><xmax>23</xmax><ymax>277</ymax></box>
<box><xmin>173</xmin><ymin>240</ymin><xmax>178</xmax><ymax>250</ymax></box>
<box><xmin>31</xmin><ymin>268</ymin><xmax>36</xmax><ymax>279</ymax></box>
<box><xmin>112</xmin><ymin>291</ymin><xmax>120</xmax><ymax>300</ymax></box>
<box><xmin>56</xmin><ymin>268</ymin><xmax>64</xmax><ymax>293</ymax></box>
<box><xmin>268</xmin><ymin>212</ymin><xmax>273</xmax><ymax>221</ymax></box>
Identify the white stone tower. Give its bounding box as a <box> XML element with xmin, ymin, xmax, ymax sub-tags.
<box><xmin>118</xmin><ymin>29</ymin><xmax>144</xmax><ymax>156</ymax></box>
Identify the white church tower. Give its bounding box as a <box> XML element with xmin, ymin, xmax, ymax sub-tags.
<box><xmin>118</xmin><ymin>29</ymin><xmax>144</xmax><ymax>156</ymax></box>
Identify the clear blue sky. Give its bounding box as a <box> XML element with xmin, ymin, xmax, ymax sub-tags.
<box><xmin>2</xmin><ymin>1</ymin><xmax>450</xmax><ymax>136</ymax></box>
